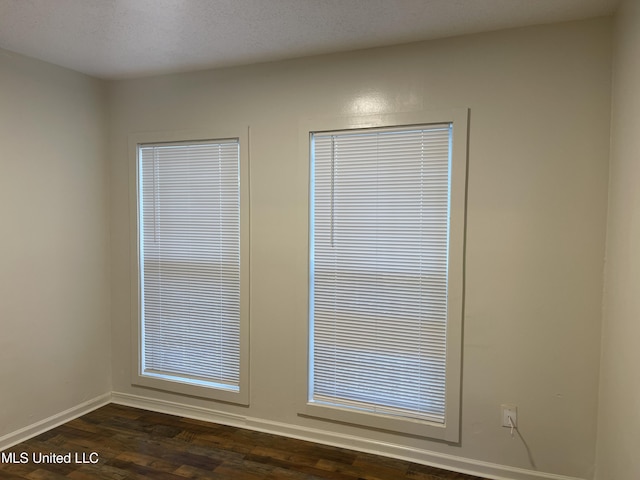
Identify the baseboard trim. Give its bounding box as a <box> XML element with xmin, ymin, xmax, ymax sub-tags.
<box><xmin>0</xmin><ymin>392</ymin><xmax>112</xmax><ymax>452</ymax></box>
<box><xmin>111</xmin><ymin>391</ymin><xmax>585</xmax><ymax>480</ymax></box>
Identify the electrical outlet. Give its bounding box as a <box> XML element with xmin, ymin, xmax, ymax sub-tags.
<box><xmin>501</xmin><ymin>404</ymin><xmax>517</xmax><ymax>428</ymax></box>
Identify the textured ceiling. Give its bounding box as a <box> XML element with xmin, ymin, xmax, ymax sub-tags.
<box><xmin>0</xmin><ymin>0</ymin><xmax>620</xmax><ymax>80</ymax></box>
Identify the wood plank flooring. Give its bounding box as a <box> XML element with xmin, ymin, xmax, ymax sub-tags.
<box><xmin>0</xmin><ymin>404</ymin><xmax>485</xmax><ymax>479</ymax></box>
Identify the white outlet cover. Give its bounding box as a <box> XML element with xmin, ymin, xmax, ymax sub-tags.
<box><xmin>501</xmin><ymin>404</ymin><xmax>517</xmax><ymax>427</ymax></box>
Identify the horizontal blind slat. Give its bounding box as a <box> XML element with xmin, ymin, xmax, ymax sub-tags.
<box><xmin>311</xmin><ymin>125</ymin><xmax>451</xmax><ymax>423</ymax></box>
<box><xmin>140</xmin><ymin>140</ymin><xmax>241</xmax><ymax>389</ymax></box>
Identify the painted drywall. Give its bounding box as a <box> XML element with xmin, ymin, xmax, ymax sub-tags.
<box><xmin>595</xmin><ymin>2</ymin><xmax>640</xmax><ymax>479</ymax></box>
<box><xmin>108</xmin><ymin>19</ymin><xmax>611</xmax><ymax>478</ymax></box>
<box><xmin>0</xmin><ymin>50</ymin><xmax>111</xmax><ymax>437</ymax></box>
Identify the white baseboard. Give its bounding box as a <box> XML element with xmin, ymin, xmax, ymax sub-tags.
<box><xmin>0</xmin><ymin>393</ymin><xmax>112</xmax><ymax>452</ymax></box>
<box><xmin>111</xmin><ymin>391</ymin><xmax>585</xmax><ymax>480</ymax></box>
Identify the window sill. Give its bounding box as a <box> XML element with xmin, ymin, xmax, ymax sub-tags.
<box><xmin>132</xmin><ymin>371</ymin><xmax>249</xmax><ymax>406</ymax></box>
<box><xmin>300</xmin><ymin>402</ymin><xmax>458</xmax><ymax>442</ymax></box>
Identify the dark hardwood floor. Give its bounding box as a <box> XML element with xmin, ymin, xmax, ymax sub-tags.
<box><xmin>0</xmin><ymin>404</ymin><xmax>485</xmax><ymax>479</ymax></box>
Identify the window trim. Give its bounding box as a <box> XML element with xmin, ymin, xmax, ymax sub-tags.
<box><xmin>298</xmin><ymin>109</ymin><xmax>468</xmax><ymax>442</ymax></box>
<box><xmin>128</xmin><ymin>128</ymin><xmax>250</xmax><ymax>405</ymax></box>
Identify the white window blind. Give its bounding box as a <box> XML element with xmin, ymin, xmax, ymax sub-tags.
<box><xmin>310</xmin><ymin>124</ymin><xmax>452</xmax><ymax>424</ymax></box>
<box><xmin>139</xmin><ymin>140</ymin><xmax>240</xmax><ymax>392</ymax></box>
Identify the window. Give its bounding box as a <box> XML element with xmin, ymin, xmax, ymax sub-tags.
<box><xmin>304</xmin><ymin>110</ymin><xmax>467</xmax><ymax>441</ymax></box>
<box><xmin>130</xmin><ymin>130</ymin><xmax>249</xmax><ymax>404</ymax></box>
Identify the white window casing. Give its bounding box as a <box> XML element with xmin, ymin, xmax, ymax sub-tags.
<box><xmin>129</xmin><ymin>129</ymin><xmax>249</xmax><ymax>405</ymax></box>
<box><xmin>301</xmin><ymin>109</ymin><xmax>468</xmax><ymax>441</ymax></box>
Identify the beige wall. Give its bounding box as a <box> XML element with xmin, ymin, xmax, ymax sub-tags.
<box><xmin>596</xmin><ymin>1</ymin><xmax>640</xmax><ymax>479</ymax></box>
<box><xmin>109</xmin><ymin>19</ymin><xmax>611</xmax><ymax>478</ymax></box>
<box><xmin>0</xmin><ymin>50</ymin><xmax>111</xmax><ymax>437</ymax></box>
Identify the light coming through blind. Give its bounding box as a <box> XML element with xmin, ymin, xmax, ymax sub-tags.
<box><xmin>310</xmin><ymin>125</ymin><xmax>452</xmax><ymax>423</ymax></box>
<box><xmin>139</xmin><ymin>140</ymin><xmax>240</xmax><ymax>391</ymax></box>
